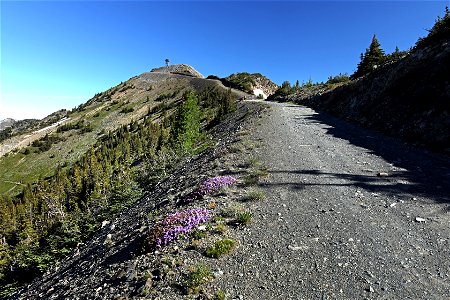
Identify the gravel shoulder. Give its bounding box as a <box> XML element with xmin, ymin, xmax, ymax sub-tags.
<box><xmin>212</xmin><ymin>101</ymin><xmax>450</xmax><ymax>299</ymax></box>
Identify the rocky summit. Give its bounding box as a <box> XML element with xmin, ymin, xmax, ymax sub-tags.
<box><xmin>150</xmin><ymin>64</ymin><xmax>205</xmax><ymax>78</ymax></box>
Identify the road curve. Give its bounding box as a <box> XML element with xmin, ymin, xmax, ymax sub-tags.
<box><xmin>215</xmin><ymin>101</ymin><xmax>450</xmax><ymax>299</ymax></box>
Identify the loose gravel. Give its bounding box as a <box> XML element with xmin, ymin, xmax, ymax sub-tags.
<box><xmin>211</xmin><ymin>101</ymin><xmax>450</xmax><ymax>299</ymax></box>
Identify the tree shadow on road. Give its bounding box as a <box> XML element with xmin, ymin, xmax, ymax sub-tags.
<box><xmin>264</xmin><ymin>169</ymin><xmax>431</xmax><ymax>197</ymax></box>
<box><xmin>269</xmin><ymin>106</ymin><xmax>450</xmax><ymax>206</ymax></box>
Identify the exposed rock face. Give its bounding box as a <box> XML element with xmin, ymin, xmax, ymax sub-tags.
<box><xmin>303</xmin><ymin>39</ymin><xmax>450</xmax><ymax>152</ymax></box>
<box><xmin>0</xmin><ymin>118</ymin><xmax>15</xmax><ymax>131</ymax></box>
<box><xmin>150</xmin><ymin>64</ymin><xmax>204</xmax><ymax>78</ymax></box>
<box><xmin>220</xmin><ymin>73</ymin><xmax>278</xmax><ymax>98</ymax></box>
<box><xmin>250</xmin><ymin>74</ymin><xmax>278</xmax><ymax>99</ymax></box>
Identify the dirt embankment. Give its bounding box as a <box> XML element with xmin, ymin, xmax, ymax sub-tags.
<box><xmin>303</xmin><ymin>39</ymin><xmax>450</xmax><ymax>153</ymax></box>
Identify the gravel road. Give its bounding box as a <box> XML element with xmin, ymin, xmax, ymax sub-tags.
<box><xmin>214</xmin><ymin>101</ymin><xmax>450</xmax><ymax>299</ymax></box>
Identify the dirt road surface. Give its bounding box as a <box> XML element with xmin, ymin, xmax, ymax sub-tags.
<box><xmin>214</xmin><ymin>101</ymin><xmax>450</xmax><ymax>299</ymax></box>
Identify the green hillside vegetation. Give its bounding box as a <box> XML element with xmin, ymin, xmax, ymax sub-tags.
<box><xmin>0</xmin><ymin>76</ymin><xmax>196</xmax><ymax>196</ymax></box>
<box><xmin>210</xmin><ymin>72</ymin><xmax>270</xmax><ymax>94</ymax></box>
<box><xmin>222</xmin><ymin>72</ymin><xmax>258</xmax><ymax>93</ymax></box>
<box><xmin>0</xmin><ymin>75</ymin><xmax>237</xmax><ymax>297</ymax></box>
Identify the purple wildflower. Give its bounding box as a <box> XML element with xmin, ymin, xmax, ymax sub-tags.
<box><xmin>178</xmin><ymin>176</ymin><xmax>237</xmax><ymax>205</ymax></box>
<box><xmin>197</xmin><ymin>176</ymin><xmax>237</xmax><ymax>196</ymax></box>
<box><xmin>153</xmin><ymin>208</ymin><xmax>210</xmax><ymax>248</ymax></box>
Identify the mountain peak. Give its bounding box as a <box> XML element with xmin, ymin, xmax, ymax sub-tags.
<box><xmin>150</xmin><ymin>64</ymin><xmax>204</xmax><ymax>78</ymax></box>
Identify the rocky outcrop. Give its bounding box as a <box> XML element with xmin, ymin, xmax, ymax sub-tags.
<box><xmin>151</xmin><ymin>64</ymin><xmax>204</xmax><ymax>78</ymax></box>
<box><xmin>217</xmin><ymin>73</ymin><xmax>278</xmax><ymax>99</ymax></box>
<box><xmin>303</xmin><ymin>38</ymin><xmax>450</xmax><ymax>153</ymax></box>
<box><xmin>249</xmin><ymin>74</ymin><xmax>278</xmax><ymax>99</ymax></box>
<box><xmin>0</xmin><ymin>119</ymin><xmax>16</xmax><ymax>131</ymax></box>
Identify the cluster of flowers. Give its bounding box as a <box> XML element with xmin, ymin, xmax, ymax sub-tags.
<box><xmin>178</xmin><ymin>175</ymin><xmax>237</xmax><ymax>205</ymax></box>
<box><xmin>197</xmin><ymin>176</ymin><xmax>237</xmax><ymax>196</ymax></box>
<box><xmin>154</xmin><ymin>208</ymin><xmax>210</xmax><ymax>248</ymax></box>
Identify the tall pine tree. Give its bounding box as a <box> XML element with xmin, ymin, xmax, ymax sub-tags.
<box><xmin>351</xmin><ymin>34</ymin><xmax>385</xmax><ymax>79</ymax></box>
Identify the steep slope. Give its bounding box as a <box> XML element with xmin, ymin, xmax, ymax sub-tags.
<box><xmin>9</xmin><ymin>102</ymin><xmax>264</xmax><ymax>300</ymax></box>
<box><xmin>0</xmin><ymin>64</ymin><xmax>248</xmax><ymax>298</ymax></box>
<box><xmin>302</xmin><ymin>28</ymin><xmax>450</xmax><ymax>152</ymax></box>
<box><xmin>0</xmin><ymin>66</ymin><xmax>244</xmax><ymax>195</ymax></box>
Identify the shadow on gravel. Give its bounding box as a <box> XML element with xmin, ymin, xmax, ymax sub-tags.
<box><xmin>265</xmin><ymin>169</ymin><xmax>425</xmax><ymax>196</ymax></box>
<box><xmin>285</xmin><ymin>106</ymin><xmax>450</xmax><ymax>205</ymax></box>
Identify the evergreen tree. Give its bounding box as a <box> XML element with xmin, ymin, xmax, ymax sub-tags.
<box><xmin>351</xmin><ymin>34</ymin><xmax>385</xmax><ymax>79</ymax></box>
<box><xmin>171</xmin><ymin>91</ymin><xmax>202</xmax><ymax>152</ymax></box>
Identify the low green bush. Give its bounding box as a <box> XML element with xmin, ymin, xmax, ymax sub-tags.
<box><xmin>205</xmin><ymin>239</ymin><xmax>235</xmax><ymax>258</ymax></box>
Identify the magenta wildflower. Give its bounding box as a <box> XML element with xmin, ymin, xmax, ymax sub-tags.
<box><xmin>152</xmin><ymin>208</ymin><xmax>210</xmax><ymax>248</ymax></box>
<box><xmin>197</xmin><ymin>176</ymin><xmax>237</xmax><ymax>196</ymax></box>
<box><xmin>178</xmin><ymin>176</ymin><xmax>237</xmax><ymax>205</ymax></box>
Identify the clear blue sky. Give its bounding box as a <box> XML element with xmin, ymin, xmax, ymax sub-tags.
<box><xmin>1</xmin><ymin>1</ymin><xmax>448</xmax><ymax>120</ymax></box>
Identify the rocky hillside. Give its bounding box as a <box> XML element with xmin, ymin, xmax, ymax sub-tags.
<box><xmin>209</xmin><ymin>73</ymin><xmax>278</xmax><ymax>99</ymax></box>
<box><xmin>301</xmin><ymin>24</ymin><xmax>450</xmax><ymax>153</ymax></box>
<box><xmin>0</xmin><ymin>119</ymin><xmax>16</xmax><ymax>131</ymax></box>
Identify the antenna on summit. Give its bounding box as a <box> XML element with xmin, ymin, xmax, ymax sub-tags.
<box><xmin>165</xmin><ymin>58</ymin><xmax>170</xmax><ymax>67</ymax></box>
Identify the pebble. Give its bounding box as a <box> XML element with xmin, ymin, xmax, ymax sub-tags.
<box><xmin>213</xmin><ymin>269</ymin><xmax>224</xmax><ymax>278</ymax></box>
<box><xmin>288</xmin><ymin>245</ymin><xmax>308</xmax><ymax>251</ymax></box>
<box><xmin>103</xmin><ymin>234</ymin><xmax>113</xmax><ymax>245</ymax></box>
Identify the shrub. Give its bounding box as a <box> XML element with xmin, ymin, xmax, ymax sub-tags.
<box><xmin>184</xmin><ymin>264</ymin><xmax>212</xmax><ymax>294</ymax></box>
<box><xmin>80</xmin><ymin>123</ymin><xmax>94</xmax><ymax>133</ymax></box>
<box><xmin>326</xmin><ymin>73</ymin><xmax>350</xmax><ymax>85</ymax></box>
<box><xmin>244</xmin><ymin>189</ymin><xmax>265</xmax><ymax>201</ymax></box>
<box><xmin>205</xmin><ymin>239</ymin><xmax>235</xmax><ymax>258</ymax></box>
<box><xmin>215</xmin><ymin>290</ymin><xmax>226</xmax><ymax>300</ymax></box>
<box><xmin>243</xmin><ymin>173</ymin><xmax>259</xmax><ymax>186</ymax></box>
<box><xmin>214</xmin><ymin>223</ymin><xmax>227</xmax><ymax>234</ymax></box>
<box><xmin>236</xmin><ymin>211</ymin><xmax>252</xmax><ymax>225</ymax></box>
<box><xmin>120</xmin><ymin>106</ymin><xmax>134</xmax><ymax>114</ymax></box>
<box><xmin>155</xmin><ymin>91</ymin><xmax>177</xmax><ymax>102</ymax></box>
